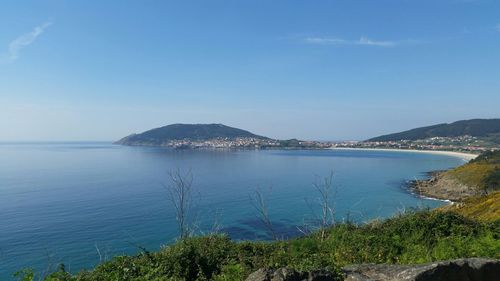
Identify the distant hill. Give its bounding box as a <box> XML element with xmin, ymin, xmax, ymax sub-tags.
<box><xmin>368</xmin><ymin>119</ymin><xmax>500</xmax><ymax>142</ymax></box>
<box><xmin>116</xmin><ymin>123</ymin><xmax>268</xmax><ymax>146</ymax></box>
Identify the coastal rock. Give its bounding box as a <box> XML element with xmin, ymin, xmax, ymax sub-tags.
<box><xmin>410</xmin><ymin>172</ymin><xmax>481</xmax><ymax>201</ymax></box>
<box><xmin>343</xmin><ymin>258</ymin><xmax>499</xmax><ymax>281</ymax></box>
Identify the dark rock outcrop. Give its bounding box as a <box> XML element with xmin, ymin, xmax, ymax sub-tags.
<box><xmin>343</xmin><ymin>258</ymin><xmax>499</xmax><ymax>281</ymax></box>
<box><xmin>409</xmin><ymin>172</ymin><xmax>481</xmax><ymax>201</ymax></box>
<box><xmin>245</xmin><ymin>267</ymin><xmax>339</xmax><ymax>281</ymax></box>
<box><xmin>245</xmin><ymin>258</ymin><xmax>499</xmax><ymax>281</ymax></box>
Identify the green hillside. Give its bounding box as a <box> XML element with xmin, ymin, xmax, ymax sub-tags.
<box><xmin>414</xmin><ymin>150</ymin><xmax>500</xmax><ymax>201</ymax></box>
<box><xmin>440</xmin><ymin>191</ymin><xmax>500</xmax><ymax>222</ymax></box>
<box><xmin>368</xmin><ymin>119</ymin><xmax>500</xmax><ymax>142</ymax></box>
<box><xmin>116</xmin><ymin>124</ymin><xmax>267</xmax><ymax>145</ymax></box>
<box><xmin>445</xmin><ymin>150</ymin><xmax>500</xmax><ymax>193</ymax></box>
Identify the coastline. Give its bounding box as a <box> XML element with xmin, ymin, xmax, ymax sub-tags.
<box><xmin>329</xmin><ymin>147</ymin><xmax>478</xmax><ymax>161</ymax></box>
<box><xmin>330</xmin><ymin>147</ymin><xmax>480</xmax><ymax>203</ymax></box>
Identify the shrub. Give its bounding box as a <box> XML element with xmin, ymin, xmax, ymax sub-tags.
<box><xmin>17</xmin><ymin>210</ymin><xmax>498</xmax><ymax>281</ymax></box>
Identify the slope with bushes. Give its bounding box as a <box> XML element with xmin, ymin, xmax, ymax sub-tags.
<box><xmin>440</xmin><ymin>191</ymin><xmax>500</xmax><ymax>222</ymax></box>
<box><xmin>17</xmin><ymin>211</ymin><xmax>499</xmax><ymax>281</ymax></box>
<box><xmin>413</xmin><ymin>150</ymin><xmax>500</xmax><ymax>201</ymax></box>
<box><xmin>446</xmin><ymin>150</ymin><xmax>500</xmax><ymax>193</ymax></box>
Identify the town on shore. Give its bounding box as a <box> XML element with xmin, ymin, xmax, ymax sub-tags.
<box><xmin>150</xmin><ymin>135</ymin><xmax>495</xmax><ymax>153</ymax></box>
<box><xmin>117</xmin><ymin>120</ymin><xmax>500</xmax><ymax>153</ymax></box>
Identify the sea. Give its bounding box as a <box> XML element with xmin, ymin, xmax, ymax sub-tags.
<box><xmin>0</xmin><ymin>142</ymin><xmax>466</xmax><ymax>279</ymax></box>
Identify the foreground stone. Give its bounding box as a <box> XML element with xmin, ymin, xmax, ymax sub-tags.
<box><xmin>343</xmin><ymin>258</ymin><xmax>499</xmax><ymax>281</ymax></box>
<box><xmin>245</xmin><ymin>258</ymin><xmax>499</xmax><ymax>281</ymax></box>
<box><xmin>245</xmin><ymin>267</ymin><xmax>337</xmax><ymax>281</ymax></box>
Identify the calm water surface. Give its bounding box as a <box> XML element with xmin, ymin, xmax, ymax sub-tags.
<box><xmin>0</xmin><ymin>143</ymin><xmax>465</xmax><ymax>278</ymax></box>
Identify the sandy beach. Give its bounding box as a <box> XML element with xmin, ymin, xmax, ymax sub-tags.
<box><xmin>329</xmin><ymin>147</ymin><xmax>478</xmax><ymax>161</ymax></box>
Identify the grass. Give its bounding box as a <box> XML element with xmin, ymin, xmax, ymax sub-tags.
<box><xmin>16</xmin><ymin>210</ymin><xmax>500</xmax><ymax>281</ymax></box>
<box><xmin>444</xmin><ymin>150</ymin><xmax>500</xmax><ymax>192</ymax></box>
<box><xmin>446</xmin><ymin>163</ymin><xmax>495</xmax><ymax>188</ymax></box>
<box><xmin>440</xmin><ymin>191</ymin><xmax>500</xmax><ymax>222</ymax></box>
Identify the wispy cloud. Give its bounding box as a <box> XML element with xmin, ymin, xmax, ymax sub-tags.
<box><xmin>304</xmin><ymin>37</ymin><xmax>349</xmax><ymax>45</ymax></box>
<box><xmin>358</xmin><ymin>37</ymin><xmax>398</xmax><ymax>47</ymax></box>
<box><xmin>496</xmin><ymin>24</ymin><xmax>500</xmax><ymax>32</ymax></box>
<box><xmin>304</xmin><ymin>36</ymin><xmax>414</xmax><ymax>47</ymax></box>
<box><xmin>2</xmin><ymin>21</ymin><xmax>52</xmax><ymax>62</ymax></box>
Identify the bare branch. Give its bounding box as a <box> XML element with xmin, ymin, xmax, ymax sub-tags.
<box><xmin>95</xmin><ymin>243</ymin><xmax>103</xmax><ymax>264</ymax></box>
<box><xmin>312</xmin><ymin>171</ymin><xmax>338</xmax><ymax>241</ymax></box>
<box><xmin>165</xmin><ymin>168</ymin><xmax>195</xmax><ymax>239</ymax></box>
<box><xmin>250</xmin><ymin>188</ymin><xmax>277</xmax><ymax>240</ymax></box>
<box><xmin>210</xmin><ymin>208</ymin><xmax>223</xmax><ymax>235</ymax></box>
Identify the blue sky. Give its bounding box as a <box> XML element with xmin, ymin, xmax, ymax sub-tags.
<box><xmin>0</xmin><ymin>0</ymin><xmax>499</xmax><ymax>141</ymax></box>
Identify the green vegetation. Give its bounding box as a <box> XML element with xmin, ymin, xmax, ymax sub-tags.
<box><xmin>17</xmin><ymin>210</ymin><xmax>499</xmax><ymax>281</ymax></box>
<box><xmin>445</xmin><ymin>150</ymin><xmax>500</xmax><ymax>193</ymax></box>
<box><xmin>440</xmin><ymin>191</ymin><xmax>500</xmax><ymax>222</ymax></box>
<box><xmin>278</xmin><ymin>139</ymin><xmax>302</xmax><ymax>148</ymax></box>
<box><xmin>115</xmin><ymin>123</ymin><xmax>267</xmax><ymax>145</ymax></box>
<box><xmin>479</xmin><ymin>133</ymin><xmax>500</xmax><ymax>147</ymax></box>
<box><xmin>368</xmin><ymin>118</ymin><xmax>500</xmax><ymax>142</ymax></box>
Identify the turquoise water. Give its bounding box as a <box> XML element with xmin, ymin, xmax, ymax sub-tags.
<box><xmin>0</xmin><ymin>143</ymin><xmax>465</xmax><ymax>279</ymax></box>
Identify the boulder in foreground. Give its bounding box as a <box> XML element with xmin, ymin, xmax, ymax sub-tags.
<box><xmin>344</xmin><ymin>258</ymin><xmax>500</xmax><ymax>281</ymax></box>
<box><xmin>246</xmin><ymin>258</ymin><xmax>500</xmax><ymax>281</ymax></box>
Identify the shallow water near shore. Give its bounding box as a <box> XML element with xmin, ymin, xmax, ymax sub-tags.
<box><xmin>0</xmin><ymin>143</ymin><xmax>465</xmax><ymax>278</ymax></box>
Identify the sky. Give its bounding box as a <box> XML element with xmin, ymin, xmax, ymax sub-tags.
<box><xmin>0</xmin><ymin>0</ymin><xmax>499</xmax><ymax>141</ymax></box>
